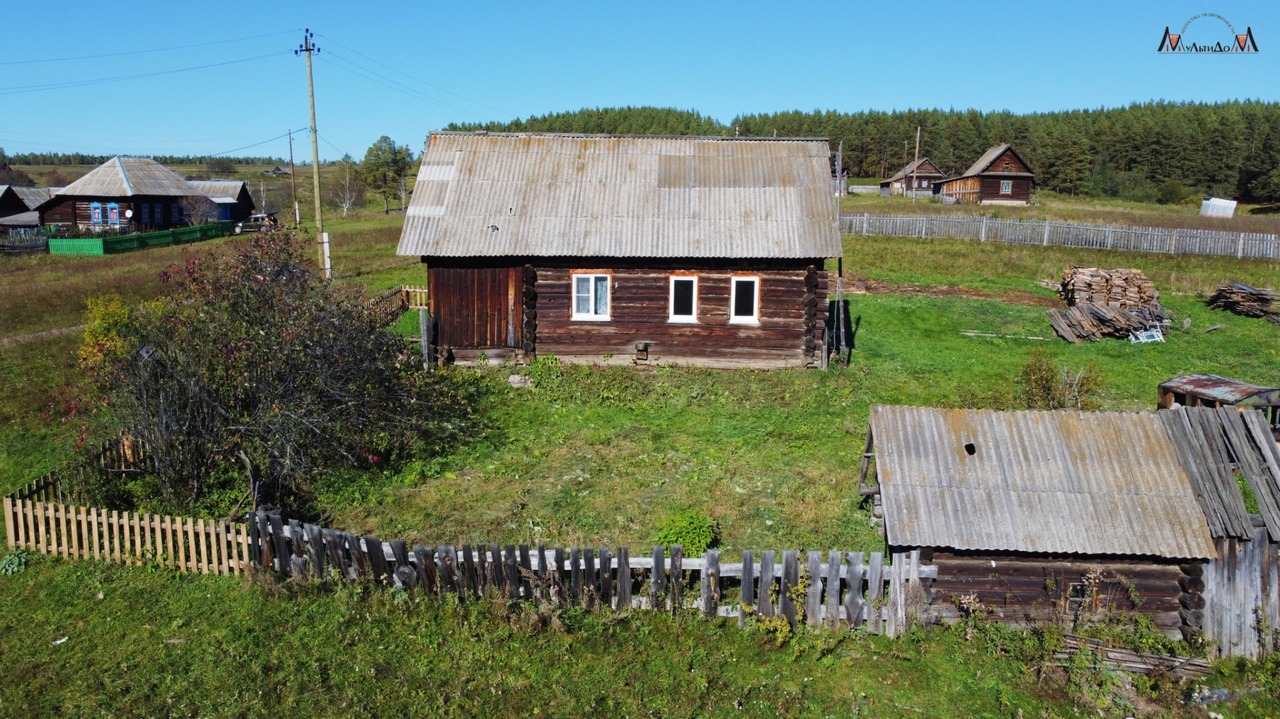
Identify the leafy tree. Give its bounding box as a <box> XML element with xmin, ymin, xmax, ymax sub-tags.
<box><xmin>328</xmin><ymin>153</ymin><xmax>366</xmax><ymax>217</ymax></box>
<box><xmin>71</xmin><ymin>233</ymin><xmax>481</xmax><ymax>516</ymax></box>
<box><xmin>360</xmin><ymin>136</ymin><xmax>413</xmax><ymax>213</ymax></box>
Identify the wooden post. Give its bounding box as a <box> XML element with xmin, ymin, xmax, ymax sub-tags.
<box><xmin>616</xmin><ymin>547</ymin><xmax>631</xmax><ymax>609</ymax></box>
<box><xmin>569</xmin><ymin>548</ymin><xmax>582</xmax><ymax>605</ymax></box>
<box><xmin>650</xmin><ymin>546</ymin><xmax>665</xmax><ymax>609</ymax></box>
<box><xmin>552</xmin><ymin>547</ymin><xmax>565</xmax><ymax>606</ymax></box>
<box><xmin>598</xmin><ymin>547</ymin><xmax>612</xmax><ymax>608</ymax></box>
<box><xmin>582</xmin><ymin>548</ymin><xmax>596</xmax><ymax>608</ymax></box>
<box><xmin>845</xmin><ymin>552</ymin><xmax>865</xmax><ymax>628</ymax></box>
<box><xmin>805</xmin><ymin>551</ymin><xmax>823</xmax><ymax>627</ymax></box>
<box><xmin>670</xmin><ymin>546</ymin><xmax>683</xmax><ymax>614</ymax></box>
<box><xmin>758</xmin><ymin>550</ymin><xmax>775</xmax><ymax>618</ymax></box>
<box><xmin>413</xmin><ymin>546</ymin><xmax>434</xmax><ymax>593</ymax></box>
<box><xmin>825</xmin><ymin>550</ymin><xmax>841</xmax><ymax>628</ymax></box>
<box><xmin>780</xmin><ymin>551</ymin><xmax>799</xmax><ymax>628</ymax></box>
<box><xmin>5</xmin><ymin>496</ymin><xmax>18</xmax><ymax>549</ymax></box>
<box><xmin>461</xmin><ymin>544</ymin><xmax>477</xmax><ymax>597</ymax></box>
<box><xmin>867</xmin><ymin>552</ymin><xmax>884</xmax><ymax>633</ymax></box>
<box><xmin>504</xmin><ymin>545</ymin><xmax>520</xmax><ymax>600</ymax></box>
<box><xmin>518</xmin><ymin>544</ymin><xmax>533</xmax><ymax>600</ymax></box>
<box><xmin>702</xmin><ymin>549</ymin><xmax>720</xmax><ymax>619</ymax></box>
<box><xmin>740</xmin><ymin>550</ymin><xmax>754</xmax><ymax>628</ymax></box>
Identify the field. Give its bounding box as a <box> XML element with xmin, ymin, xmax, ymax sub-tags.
<box><xmin>3</xmin><ymin>202</ymin><xmax>1280</xmax><ymax>716</ymax></box>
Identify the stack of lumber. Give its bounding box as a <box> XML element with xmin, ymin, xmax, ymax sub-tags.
<box><xmin>1046</xmin><ymin>303</ymin><xmax>1172</xmax><ymax>343</ymax></box>
<box><xmin>1059</xmin><ymin>267</ymin><xmax>1159</xmax><ymax>309</ymax></box>
<box><xmin>1048</xmin><ymin>267</ymin><xmax>1171</xmax><ymax>343</ymax></box>
<box><xmin>1051</xmin><ymin>634</ymin><xmax>1210</xmax><ymax>679</ymax></box>
<box><xmin>1208</xmin><ymin>284</ymin><xmax>1280</xmax><ymax>323</ymax></box>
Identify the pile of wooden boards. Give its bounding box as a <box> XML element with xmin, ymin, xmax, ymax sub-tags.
<box><xmin>1059</xmin><ymin>267</ymin><xmax>1159</xmax><ymax>308</ymax></box>
<box><xmin>1046</xmin><ymin>267</ymin><xmax>1171</xmax><ymax>343</ymax></box>
<box><xmin>1208</xmin><ymin>284</ymin><xmax>1280</xmax><ymax>323</ymax></box>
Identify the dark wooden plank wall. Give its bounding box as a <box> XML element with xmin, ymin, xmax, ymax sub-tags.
<box><xmin>988</xmin><ymin>148</ymin><xmax>1032</xmax><ymax>175</ymax></box>
<box><xmin>980</xmin><ymin>177</ymin><xmax>1033</xmax><ymax>202</ymax></box>
<box><xmin>923</xmin><ymin>552</ymin><xmax>1185</xmax><ymax>635</ymax></box>
<box><xmin>429</xmin><ymin>265</ymin><xmax>522</xmax><ymax>351</ymax></box>
<box><xmin>534</xmin><ymin>262</ymin><xmax>827</xmax><ymax>367</ymax></box>
<box><xmin>42</xmin><ymin>196</ymin><xmax>190</xmax><ymax>230</ymax></box>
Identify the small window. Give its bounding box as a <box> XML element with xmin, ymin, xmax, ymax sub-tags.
<box><xmin>729</xmin><ymin>276</ymin><xmax>760</xmax><ymax>325</ymax></box>
<box><xmin>1000</xmin><ymin>180</ymin><xmax>1013</xmax><ymax>195</ymax></box>
<box><xmin>140</xmin><ymin>203</ymin><xmax>151</xmax><ymax>227</ymax></box>
<box><xmin>172</xmin><ymin>202</ymin><xmax>181</xmax><ymax>225</ymax></box>
<box><xmin>669</xmin><ymin>276</ymin><xmax>698</xmax><ymax>323</ymax></box>
<box><xmin>106</xmin><ymin>203</ymin><xmax>120</xmax><ymax>226</ymax></box>
<box><xmin>572</xmin><ymin>273</ymin><xmax>610</xmax><ymax>321</ymax></box>
<box><xmin>89</xmin><ymin>202</ymin><xmax>103</xmax><ymax>226</ymax></box>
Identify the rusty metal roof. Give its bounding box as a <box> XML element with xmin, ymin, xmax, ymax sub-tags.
<box><xmin>396</xmin><ymin>132</ymin><xmax>842</xmax><ymax>259</ymax></box>
<box><xmin>57</xmin><ymin>157</ymin><xmax>198</xmax><ymax>198</ymax></box>
<box><xmin>1159</xmin><ymin>374</ymin><xmax>1280</xmax><ymax>407</ymax></box>
<box><xmin>869</xmin><ymin>405</ymin><xmax>1218</xmax><ymax>559</ymax></box>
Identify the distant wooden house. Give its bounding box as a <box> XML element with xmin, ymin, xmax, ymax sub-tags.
<box><xmin>396</xmin><ymin>132</ymin><xmax>840</xmax><ymax>368</ymax></box>
<box><xmin>188</xmin><ymin>180</ymin><xmax>257</xmax><ymax>223</ymax></box>
<box><xmin>933</xmin><ymin>144</ymin><xmax>1035</xmax><ymax>204</ymax></box>
<box><xmin>40</xmin><ymin>157</ymin><xmax>204</xmax><ymax>232</ymax></box>
<box><xmin>879</xmin><ymin>158</ymin><xmax>946</xmax><ymax>196</ymax></box>
<box><xmin>263</xmin><ymin>165</ymin><xmax>292</xmax><ymax>177</ymax></box>
<box><xmin>0</xmin><ymin>185</ymin><xmax>57</xmax><ymax>231</ymax></box>
<box><xmin>862</xmin><ymin>405</ymin><xmax>1280</xmax><ymax>657</ymax></box>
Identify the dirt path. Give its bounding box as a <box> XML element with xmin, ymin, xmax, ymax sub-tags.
<box><xmin>0</xmin><ymin>325</ymin><xmax>84</xmax><ymax>351</ymax></box>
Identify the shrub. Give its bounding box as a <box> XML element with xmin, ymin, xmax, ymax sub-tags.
<box><xmin>653</xmin><ymin>509</ymin><xmax>720</xmax><ymax>555</ymax></box>
<box><xmin>1016</xmin><ymin>350</ymin><xmax>1104</xmax><ymax>411</ymax></box>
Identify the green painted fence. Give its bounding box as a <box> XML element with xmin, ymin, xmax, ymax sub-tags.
<box><xmin>47</xmin><ymin>222</ymin><xmax>234</xmax><ymax>256</ymax></box>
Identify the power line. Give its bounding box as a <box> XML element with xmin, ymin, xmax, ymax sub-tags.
<box><xmin>316</xmin><ymin>32</ymin><xmax>512</xmax><ymax>117</ymax></box>
<box><xmin>315</xmin><ymin>133</ymin><xmax>346</xmax><ymax>158</ymax></box>
<box><xmin>316</xmin><ymin>52</ymin><xmax>489</xmax><ymax>121</ymax></box>
<box><xmin>210</xmin><ymin>127</ymin><xmax>310</xmax><ymax>157</ymax></box>
<box><xmin>0</xmin><ymin>53</ymin><xmax>281</xmax><ymax>96</ymax></box>
<box><xmin>0</xmin><ymin>30</ymin><xmax>301</xmax><ymax>66</ymax></box>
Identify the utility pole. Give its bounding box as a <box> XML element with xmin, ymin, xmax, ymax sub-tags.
<box><xmin>296</xmin><ymin>29</ymin><xmax>329</xmax><ymax>278</ymax></box>
<box><xmin>910</xmin><ymin>126</ymin><xmax>921</xmax><ymax>204</ymax></box>
<box><xmin>287</xmin><ymin>129</ymin><xmax>300</xmax><ymax>228</ymax></box>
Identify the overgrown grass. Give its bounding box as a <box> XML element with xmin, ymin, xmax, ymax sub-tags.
<box><xmin>0</xmin><ymin>555</ymin><xmax>1078</xmax><ymax>718</ymax></box>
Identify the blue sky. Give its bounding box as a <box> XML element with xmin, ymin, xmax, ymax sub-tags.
<box><xmin>2</xmin><ymin>1</ymin><xmax>1276</xmax><ymax>162</ymax></box>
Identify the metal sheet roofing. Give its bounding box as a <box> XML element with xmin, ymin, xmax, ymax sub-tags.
<box><xmin>1160</xmin><ymin>374</ymin><xmax>1280</xmax><ymax>406</ymax></box>
<box><xmin>11</xmin><ymin>186</ymin><xmax>58</xmax><ymax>209</ymax></box>
<box><xmin>0</xmin><ymin>210</ymin><xmax>40</xmax><ymax>227</ymax></box>
<box><xmin>57</xmin><ymin>157</ymin><xmax>198</xmax><ymax>198</ymax></box>
<box><xmin>396</xmin><ymin>132</ymin><xmax>842</xmax><ymax>259</ymax></box>
<box><xmin>869</xmin><ymin>405</ymin><xmax>1217</xmax><ymax>559</ymax></box>
<box><xmin>187</xmin><ymin>180</ymin><xmax>247</xmax><ymax>202</ymax></box>
<box><xmin>936</xmin><ymin>144</ymin><xmax>1036</xmax><ymax>184</ymax></box>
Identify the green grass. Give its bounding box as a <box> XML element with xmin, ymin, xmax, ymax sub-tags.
<box><xmin>0</xmin><ymin>556</ymin><xmax>1083</xmax><ymax>718</ymax></box>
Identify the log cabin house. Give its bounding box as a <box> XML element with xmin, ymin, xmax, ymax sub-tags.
<box><xmin>861</xmin><ymin>405</ymin><xmax>1280</xmax><ymax>657</ymax></box>
<box><xmin>932</xmin><ymin>144</ymin><xmax>1035</xmax><ymax>205</ymax></box>
<box><xmin>396</xmin><ymin>132</ymin><xmax>842</xmax><ymax>368</ymax></box>
<box><xmin>879</xmin><ymin>158</ymin><xmax>946</xmax><ymax>196</ymax></box>
<box><xmin>39</xmin><ymin>157</ymin><xmax>205</xmax><ymax>232</ymax></box>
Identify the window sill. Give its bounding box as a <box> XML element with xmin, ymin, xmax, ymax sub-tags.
<box><xmin>667</xmin><ymin>317</ymin><xmax>698</xmax><ymax>324</ymax></box>
<box><xmin>571</xmin><ymin>315</ymin><xmax>612</xmax><ymax>322</ymax></box>
<box><xmin>728</xmin><ymin>318</ymin><xmax>760</xmax><ymax>326</ymax></box>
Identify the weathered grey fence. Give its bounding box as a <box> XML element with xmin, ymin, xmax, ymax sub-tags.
<box><xmin>1203</xmin><ymin>523</ymin><xmax>1280</xmax><ymax>659</ymax></box>
<box><xmin>247</xmin><ymin>512</ymin><xmax>934</xmax><ymax>636</ymax></box>
<box><xmin>839</xmin><ymin>213</ymin><xmax>1280</xmax><ymax>260</ymax></box>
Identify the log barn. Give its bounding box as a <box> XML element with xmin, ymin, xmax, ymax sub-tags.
<box><xmin>39</xmin><ymin>157</ymin><xmax>205</xmax><ymax>232</ymax></box>
<box><xmin>187</xmin><ymin>180</ymin><xmax>257</xmax><ymax>223</ymax></box>
<box><xmin>879</xmin><ymin>158</ymin><xmax>946</xmax><ymax>196</ymax></box>
<box><xmin>932</xmin><ymin>144</ymin><xmax>1035</xmax><ymax>205</ymax></box>
<box><xmin>861</xmin><ymin>405</ymin><xmax>1280</xmax><ymax>656</ymax></box>
<box><xmin>396</xmin><ymin>132</ymin><xmax>841</xmax><ymax>368</ymax></box>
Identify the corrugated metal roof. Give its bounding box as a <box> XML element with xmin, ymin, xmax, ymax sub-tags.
<box><xmin>869</xmin><ymin>405</ymin><xmax>1217</xmax><ymax>559</ymax></box>
<box><xmin>1160</xmin><ymin>374</ymin><xmax>1280</xmax><ymax>406</ymax></box>
<box><xmin>396</xmin><ymin>132</ymin><xmax>842</xmax><ymax>259</ymax></box>
<box><xmin>57</xmin><ymin>157</ymin><xmax>198</xmax><ymax>198</ymax></box>
<box><xmin>0</xmin><ymin>210</ymin><xmax>41</xmax><ymax>227</ymax></box>
<box><xmin>188</xmin><ymin>179</ymin><xmax>247</xmax><ymax>202</ymax></box>
<box><xmin>935</xmin><ymin>144</ymin><xmax>1036</xmax><ymax>185</ymax></box>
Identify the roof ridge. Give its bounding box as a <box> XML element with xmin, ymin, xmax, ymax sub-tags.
<box><xmin>114</xmin><ymin>156</ymin><xmax>136</xmax><ymax>196</ymax></box>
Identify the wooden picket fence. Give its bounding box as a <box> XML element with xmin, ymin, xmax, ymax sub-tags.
<box><xmin>839</xmin><ymin>213</ymin><xmax>1280</xmax><ymax>260</ymax></box>
<box><xmin>3</xmin><ymin>496</ymin><xmax>254</xmax><ymax>575</ymax></box>
<box><xmin>244</xmin><ymin>512</ymin><xmax>935</xmax><ymax>635</ymax></box>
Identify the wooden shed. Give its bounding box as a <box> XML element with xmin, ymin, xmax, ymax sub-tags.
<box><xmin>396</xmin><ymin>132</ymin><xmax>841</xmax><ymax>368</ymax></box>
<box><xmin>861</xmin><ymin>405</ymin><xmax>1280</xmax><ymax>656</ymax></box>
<box><xmin>1159</xmin><ymin>374</ymin><xmax>1280</xmax><ymax>438</ymax></box>
<box><xmin>188</xmin><ymin>180</ymin><xmax>257</xmax><ymax>223</ymax></box>
<box><xmin>933</xmin><ymin>144</ymin><xmax>1035</xmax><ymax>205</ymax></box>
<box><xmin>879</xmin><ymin>158</ymin><xmax>946</xmax><ymax>196</ymax></box>
<box><xmin>39</xmin><ymin>157</ymin><xmax>204</xmax><ymax>232</ymax></box>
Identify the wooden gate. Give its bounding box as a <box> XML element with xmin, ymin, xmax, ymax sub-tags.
<box><xmin>1203</xmin><ymin>527</ymin><xmax>1280</xmax><ymax>658</ymax></box>
<box><xmin>428</xmin><ymin>266</ymin><xmax>523</xmax><ymax>353</ymax></box>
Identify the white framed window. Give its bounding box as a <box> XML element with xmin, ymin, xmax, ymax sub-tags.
<box><xmin>729</xmin><ymin>276</ymin><xmax>760</xmax><ymax>325</ymax></box>
<box><xmin>669</xmin><ymin>275</ymin><xmax>698</xmax><ymax>323</ymax></box>
<box><xmin>1000</xmin><ymin>180</ymin><xmax>1013</xmax><ymax>195</ymax></box>
<box><xmin>571</xmin><ymin>273</ymin><xmax>611</xmax><ymax>321</ymax></box>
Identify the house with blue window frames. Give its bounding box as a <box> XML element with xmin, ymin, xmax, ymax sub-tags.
<box><xmin>38</xmin><ymin>157</ymin><xmax>207</xmax><ymax>232</ymax></box>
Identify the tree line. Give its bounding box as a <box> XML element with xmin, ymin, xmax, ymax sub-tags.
<box><xmin>448</xmin><ymin>102</ymin><xmax>1280</xmax><ymax>204</ymax></box>
<box><xmin>1</xmin><ymin>149</ymin><xmax>285</xmax><ymax>167</ymax></box>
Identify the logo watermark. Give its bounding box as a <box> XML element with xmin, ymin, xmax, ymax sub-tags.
<box><xmin>1158</xmin><ymin>13</ymin><xmax>1257</xmax><ymax>53</ymax></box>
